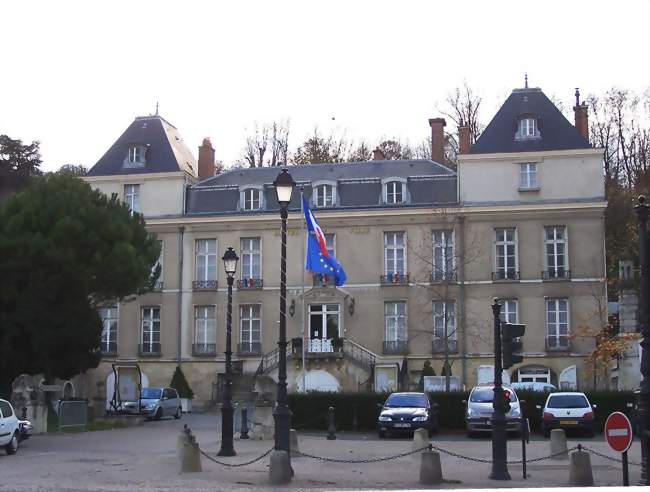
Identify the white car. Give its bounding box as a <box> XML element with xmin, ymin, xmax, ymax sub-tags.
<box><xmin>539</xmin><ymin>392</ymin><xmax>595</xmax><ymax>437</ymax></box>
<box><xmin>0</xmin><ymin>399</ymin><xmax>20</xmax><ymax>455</ymax></box>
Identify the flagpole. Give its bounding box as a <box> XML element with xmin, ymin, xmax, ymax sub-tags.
<box><xmin>300</xmin><ymin>187</ymin><xmax>307</xmax><ymax>393</ymax></box>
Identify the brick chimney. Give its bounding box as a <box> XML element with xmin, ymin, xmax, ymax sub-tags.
<box><xmin>198</xmin><ymin>138</ymin><xmax>215</xmax><ymax>179</ymax></box>
<box><xmin>429</xmin><ymin>118</ymin><xmax>446</xmax><ymax>163</ymax></box>
<box><xmin>372</xmin><ymin>147</ymin><xmax>386</xmax><ymax>160</ymax></box>
<box><xmin>573</xmin><ymin>88</ymin><xmax>589</xmax><ymax>142</ymax></box>
<box><xmin>458</xmin><ymin>123</ymin><xmax>471</xmax><ymax>155</ymax></box>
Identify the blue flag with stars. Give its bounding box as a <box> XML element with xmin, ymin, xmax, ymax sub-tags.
<box><xmin>302</xmin><ymin>196</ymin><xmax>347</xmax><ymax>286</ymax></box>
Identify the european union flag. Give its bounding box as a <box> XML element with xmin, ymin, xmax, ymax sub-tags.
<box><xmin>302</xmin><ymin>196</ymin><xmax>347</xmax><ymax>287</ymax></box>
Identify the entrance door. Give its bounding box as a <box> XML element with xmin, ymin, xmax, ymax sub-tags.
<box><xmin>309</xmin><ymin>304</ymin><xmax>340</xmax><ymax>352</ymax></box>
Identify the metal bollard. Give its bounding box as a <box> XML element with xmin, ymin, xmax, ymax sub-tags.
<box><xmin>327</xmin><ymin>406</ymin><xmax>336</xmax><ymax>440</ymax></box>
<box><xmin>352</xmin><ymin>403</ymin><xmax>358</xmax><ymax>432</ymax></box>
<box><xmin>21</xmin><ymin>407</ymin><xmax>27</xmax><ymax>421</ymax></box>
<box><xmin>240</xmin><ymin>408</ymin><xmax>249</xmax><ymax>439</ymax></box>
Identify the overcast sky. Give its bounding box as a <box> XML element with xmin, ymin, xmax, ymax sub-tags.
<box><xmin>2</xmin><ymin>0</ymin><xmax>649</xmax><ymax>173</ymax></box>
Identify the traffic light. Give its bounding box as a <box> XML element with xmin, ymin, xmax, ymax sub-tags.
<box><xmin>502</xmin><ymin>322</ymin><xmax>525</xmax><ymax>369</ymax></box>
<box><xmin>503</xmin><ymin>389</ymin><xmax>512</xmax><ymax>413</ymax></box>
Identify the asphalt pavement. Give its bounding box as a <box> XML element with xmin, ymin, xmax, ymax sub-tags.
<box><xmin>0</xmin><ymin>413</ymin><xmax>644</xmax><ymax>491</ymax></box>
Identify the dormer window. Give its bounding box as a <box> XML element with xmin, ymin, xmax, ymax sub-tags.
<box><xmin>242</xmin><ymin>188</ymin><xmax>262</xmax><ymax>211</ymax></box>
<box><xmin>385</xmin><ymin>181</ymin><xmax>404</xmax><ymax>204</ymax></box>
<box><xmin>315</xmin><ymin>184</ymin><xmax>335</xmax><ymax>207</ymax></box>
<box><xmin>128</xmin><ymin>145</ymin><xmax>146</xmax><ymax>164</ymax></box>
<box><xmin>515</xmin><ymin>116</ymin><xmax>540</xmax><ymax>140</ymax></box>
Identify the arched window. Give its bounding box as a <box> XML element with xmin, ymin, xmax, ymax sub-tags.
<box><xmin>515</xmin><ymin>115</ymin><xmax>540</xmax><ymax>140</ymax></box>
<box><xmin>385</xmin><ymin>181</ymin><xmax>404</xmax><ymax>204</ymax></box>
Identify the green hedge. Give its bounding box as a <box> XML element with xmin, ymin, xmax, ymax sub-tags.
<box><xmin>288</xmin><ymin>390</ymin><xmax>637</xmax><ymax>433</ymax></box>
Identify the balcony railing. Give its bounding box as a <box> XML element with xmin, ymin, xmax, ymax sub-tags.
<box><xmin>383</xmin><ymin>340</ymin><xmax>409</xmax><ymax>354</ymax></box>
<box><xmin>430</xmin><ymin>270</ymin><xmax>457</xmax><ymax>283</ymax></box>
<box><xmin>138</xmin><ymin>342</ymin><xmax>161</xmax><ymax>356</ymax></box>
<box><xmin>380</xmin><ymin>273</ymin><xmax>409</xmax><ymax>285</ymax></box>
<box><xmin>542</xmin><ymin>269</ymin><xmax>571</xmax><ymax>281</ymax></box>
<box><xmin>237</xmin><ymin>342</ymin><xmax>262</xmax><ymax>356</ymax></box>
<box><xmin>432</xmin><ymin>338</ymin><xmax>458</xmax><ymax>353</ymax></box>
<box><xmin>313</xmin><ymin>273</ymin><xmax>336</xmax><ymax>287</ymax></box>
<box><xmin>192</xmin><ymin>280</ymin><xmax>218</xmax><ymax>291</ymax></box>
<box><xmin>192</xmin><ymin>343</ymin><xmax>216</xmax><ymax>356</ymax></box>
<box><xmin>545</xmin><ymin>336</ymin><xmax>570</xmax><ymax>351</ymax></box>
<box><xmin>237</xmin><ymin>278</ymin><xmax>264</xmax><ymax>290</ymax></box>
<box><xmin>492</xmin><ymin>270</ymin><xmax>520</xmax><ymax>281</ymax></box>
<box><xmin>100</xmin><ymin>341</ymin><xmax>117</xmax><ymax>356</ymax></box>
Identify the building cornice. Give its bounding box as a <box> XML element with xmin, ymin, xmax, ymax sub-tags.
<box><xmin>83</xmin><ymin>171</ymin><xmax>194</xmax><ymax>184</ymax></box>
<box><xmin>458</xmin><ymin>147</ymin><xmax>603</xmax><ymax>163</ymax></box>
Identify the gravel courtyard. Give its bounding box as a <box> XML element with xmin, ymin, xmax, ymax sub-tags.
<box><xmin>0</xmin><ymin>413</ymin><xmax>643</xmax><ymax>491</ymax></box>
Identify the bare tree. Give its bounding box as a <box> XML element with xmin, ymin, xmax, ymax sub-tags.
<box><xmin>347</xmin><ymin>140</ymin><xmax>372</xmax><ymax>162</ymax></box>
<box><xmin>240</xmin><ymin>120</ymin><xmax>290</xmax><ymax>167</ymax></box>
<box><xmin>437</xmin><ymin>82</ymin><xmax>485</xmax><ymax>166</ymax></box>
<box><xmin>408</xmin><ymin>210</ymin><xmax>486</xmax><ymax>391</ymax></box>
<box><xmin>291</xmin><ymin>128</ymin><xmax>351</xmax><ymax>165</ymax></box>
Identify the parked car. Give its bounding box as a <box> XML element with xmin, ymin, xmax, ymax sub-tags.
<box><xmin>538</xmin><ymin>392</ymin><xmax>595</xmax><ymax>437</ymax></box>
<box><xmin>377</xmin><ymin>392</ymin><xmax>438</xmax><ymax>438</ymax></box>
<box><xmin>17</xmin><ymin>419</ymin><xmax>32</xmax><ymax>442</ymax></box>
<box><xmin>0</xmin><ymin>399</ymin><xmax>20</xmax><ymax>455</ymax></box>
<box><xmin>123</xmin><ymin>387</ymin><xmax>182</xmax><ymax>420</ymax></box>
<box><xmin>510</xmin><ymin>382</ymin><xmax>556</xmax><ymax>393</ymax></box>
<box><xmin>464</xmin><ymin>385</ymin><xmax>522</xmax><ymax>437</ymax></box>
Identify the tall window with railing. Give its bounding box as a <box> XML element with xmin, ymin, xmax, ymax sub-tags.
<box><xmin>384</xmin><ymin>302</ymin><xmax>407</xmax><ymax>353</ymax></box>
<box><xmin>546</xmin><ymin>298</ymin><xmax>569</xmax><ymax>349</ymax></box>
<box><xmin>500</xmin><ymin>299</ymin><xmax>518</xmax><ymax>324</ymax></box>
<box><xmin>99</xmin><ymin>306</ymin><xmax>118</xmax><ymax>354</ymax></box>
<box><xmin>432</xmin><ymin>230</ymin><xmax>454</xmax><ymax>281</ymax></box>
<box><xmin>240</xmin><ymin>237</ymin><xmax>261</xmax><ymax>281</ymax></box>
<box><xmin>140</xmin><ymin>307</ymin><xmax>161</xmax><ymax>355</ymax></box>
<box><xmin>239</xmin><ymin>305</ymin><xmax>261</xmax><ymax>354</ymax></box>
<box><xmin>194</xmin><ymin>306</ymin><xmax>216</xmax><ymax>355</ymax></box>
<box><xmin>494</xmin><ymin>228</ymin><xmax>517</xmax><ymax>280</ymax></box>
<box><xmin>124</xmin><ymin>184</ymin><xmax>140</xmax><ymax>213</ymax></box>
<box><xmin>384</xmin><ymin>232</ymin><xmax>406</xmax><ymax>276</ymax></box>
<box><xmin>433</xmin><ymin>301</ymin><xmax>456</xmax><ymax>352</ymax></box>
<box><xmin>194</xmin><ymin>239</ymin><xmax>217</xmax><ymax>289</ymax></box>
<box><xmin>544</xmin><ymin>226</ymin><xmax>568</xmax><ymax>278</ymax></box>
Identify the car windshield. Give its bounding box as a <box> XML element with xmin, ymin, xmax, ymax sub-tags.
<box><xmin>547</xmin><ymin>394</ymin><xmax>589</xmax><ymax>408</ymax></box>
<box><xmin>141</xmin><ymin>388</ymin><xmax>162</xmax><ymax>399</ymax></box>
<box><xmin>470</xmin><ymin>387</ymin><xmax>517</xmax><ymax>403</ymax></box>
<box><xmin>384</xmin><ymin>394</ymin><xmax>428</xmax><ymax>408</ymax></box>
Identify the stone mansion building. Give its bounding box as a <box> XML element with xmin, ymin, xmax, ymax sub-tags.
<box><xmin>83</xmin><ymin>85</ymin><xmax>606</xmax><ymax>409</ymax></box>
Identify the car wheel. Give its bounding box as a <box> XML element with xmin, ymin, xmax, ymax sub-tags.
<box><xmin>378</xmin><ymin>430</ymin><xmax>386</xmax><ymax>439</ymax></box>
<box><xmin>5</xmin><ymin>432</ymin><xmax>19</xmax><ymax>455</ymax></box>
<box><xmin>155</xmin><ymin>407</ymin><xmax>163</xmax><ymax>421</ymax></box>
<box><xmin>174</xmin><ymin>407</ymin><xmax>182</xmax><ymax>420</ymax></box>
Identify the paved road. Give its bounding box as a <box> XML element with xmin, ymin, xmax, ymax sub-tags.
<box><xmin>0</xmin><ymin>413</ymin><xmax>644</xmax><ymax>491</ymax></box>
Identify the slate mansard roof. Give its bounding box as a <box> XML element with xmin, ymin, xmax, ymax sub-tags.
<box><xmin>471</xmin><ymin>87</ymin><xmax>591</xmax><ymax>154</ymax></box>
<box><xmin>87</xmin><ymin>115</ymin><xmax>197</xmax><ymax>177</ymax></box>
<box><xmin>186</xmin><ymin>159</ymin><xmax>457</xmax><ymax>215</ymax></box>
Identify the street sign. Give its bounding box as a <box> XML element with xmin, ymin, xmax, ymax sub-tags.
<box><xmin>605</xmin><ymin>411</ymin><xmax>633</xmax><ymax>453</ymax></box>
<box><xmin>38</xmin><ymin>384</ymin><xmax>62</xmax><ymax>392</ymax></box>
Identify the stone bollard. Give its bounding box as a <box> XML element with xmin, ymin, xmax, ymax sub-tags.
<box><xmin>419</xmin><ymin>446</ymin><xmax>443</xmax><ymax>485</ymax></box>
<box><xmin>327</xmin><ymin>407</ymin><xmax>336</xmax><ymax>440</ymax></box>
<box><xmin>179</xmin><ymin>427</ymin><xmax>202</xmax><ymax>473</ymax></box>
<box><xmin>290</xmin><ymin>429</ymin><xmax>300</xmax><ymax>457</ymax></box>
<box><xmin>269</xmin><ymin>450</ymin><xmax>292</xmax><ymax>485</ymax></box>
<box><xmin>240</xmin><ymin>408</ymin><xmax>249</xmax><ymax>439</ymax></box>
<box><xmin>550</xmin><ymin>429</ymin><xmax>568</xmax><ymax>460</ymax></box>
<box><xmin>412</xmin><ymin>427</ymin><xmax>429</xmax><ymax>454</ymax></box>
<box><xmin>569</xmin><ymin>445</ymin><xmax>594</xmax><ymax>486</ymax></box>
<box><xmin>177</xmin><ymin>424</ymin><xmax>189</xmax><ymax>457</ymax></box>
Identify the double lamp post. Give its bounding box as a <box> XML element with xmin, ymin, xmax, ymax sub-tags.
<box><xmin>217</xmin><ymin>169</ymin><xmax>296</xmax><ymax>460</ymax></box>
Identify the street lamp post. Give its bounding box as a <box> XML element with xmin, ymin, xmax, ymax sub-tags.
<box><xmin>273</xmin><ymin>168</ymin><xmax>295</xmax><ymax>459</ymax></box>
<box><xmin>635</xmin><ymin>195</ymin><xmax>650</xmax><ymax>485</ymax></box>
<box><xmin>218</xmin><ymin>247</ymin><xmax>238</xmax><ymax>457</ymax></box>
<box><xmin>490</xmin><ymin>299</ymin><xmax>511</xmax><ymax>480</ymax></box>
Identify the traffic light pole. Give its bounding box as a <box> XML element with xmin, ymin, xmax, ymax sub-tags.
<box><xmin>490</xmin><ymin>299</ymin><xmax>511</xmax><ymax>481</ymax></box>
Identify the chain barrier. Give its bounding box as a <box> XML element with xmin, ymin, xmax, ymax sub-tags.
<box><xmin>295</xmin><ymin>445</ymin><xmax>430</xmax><ymax>464</ymax></box>
<box><xmin>578</xmin><ymin>445</ymin><xmax>642</xmax><ymax>467</ymax></box>
<box><xmin>194</xmin><ymin>444</ymin><xmax>275</xmax><ymax>467</ymax></box>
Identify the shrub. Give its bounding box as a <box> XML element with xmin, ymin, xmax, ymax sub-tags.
<box><xmin>170</xmin><ymin>366</ymin><xmax>194</xmax><ymax>400</ymax></box>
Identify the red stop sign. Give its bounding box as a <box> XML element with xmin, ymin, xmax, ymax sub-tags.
<box><xmin>605</xmin><ymin>412</ymin><xmax>633</xmax><ymax>453</ymax></box>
